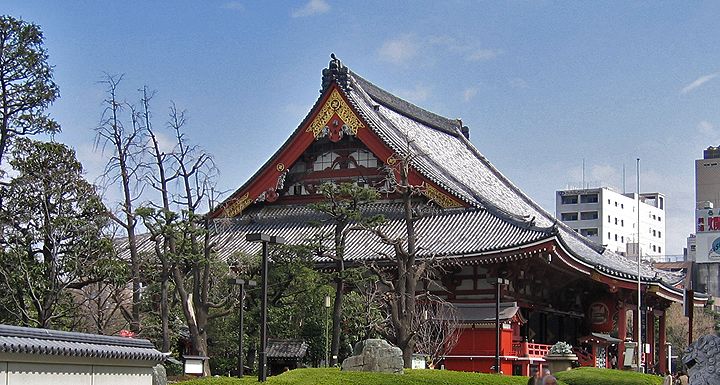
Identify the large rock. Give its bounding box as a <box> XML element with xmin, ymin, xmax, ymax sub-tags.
<box><xmin>684</xmin><ymin>334</ymin><xmax>720</xmax><ymax>385</ymax></box>
<box><xmin>152</xmin><ymin>364</ymin><xmax>167</xmax><ymax>385</ymax></box>
<box><xmin>341</xmin><ymin>339</ymin><xmax>404</xmax><ymax>374</ymax></box>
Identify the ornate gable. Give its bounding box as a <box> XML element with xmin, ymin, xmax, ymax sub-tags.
<box><xmin>211</xmin><ymin>59</ymin><xmax>465</xmax><ymax>218</ymax></box>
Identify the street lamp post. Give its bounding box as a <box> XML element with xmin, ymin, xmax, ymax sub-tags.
<box><xmin>488</xmin><ymin>277</ymin><xmax>510</xmax><ymax>374</ymax></box>
<box><xmin>246</xmin><ymin>233</ymin><xmax>286</xmax><ymax>382</ymax></box>
<box><xmin>227</xmin><ymin>278</ymin><xmax>257</xmax><ymax>377</ymax></box>
<box><xmin>324</xmin><ymin>295</ymin><xmax>331</xmax><ymax>367</ymax></box>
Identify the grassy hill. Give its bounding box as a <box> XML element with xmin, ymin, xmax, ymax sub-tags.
<box><xmin>177</xmin><ymin>367</ymin><xmax>663</xmax><ymax>385</ymax></box>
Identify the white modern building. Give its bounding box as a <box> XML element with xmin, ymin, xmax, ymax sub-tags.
<box><xmin>555</xmin><ymin>187</ymin><xmax>666</xmax><ymax>260</ymax></box>
<box><xmin>689</xmin><ymin>146</ymin><xmax>720</xmax><ymax>298</ymax></box>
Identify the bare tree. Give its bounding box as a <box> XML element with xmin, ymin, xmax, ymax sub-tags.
<box><xmin>95</xmin><ymin>74</ymin><xmax>147</xmax><ymax>334</ymax></box>
<box><xmin>140</xmin><ymin>86</ymin><xmax>176</xmax><ymax>352</ymax></box>
<box><xmin>138</xmin><ymin>104</ymin><xmax>229</xmax><ymax>376</ymax></box>
<box><xmin>412</xmin><ymin>294</ymin><xmax>461</xmax><ymax>368</ymax></box>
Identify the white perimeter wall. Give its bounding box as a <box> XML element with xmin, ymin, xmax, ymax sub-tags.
<box><xmin>0</xmin><ymin>361</ymin><xmax>152</xmax><ymax>385</ymax></box>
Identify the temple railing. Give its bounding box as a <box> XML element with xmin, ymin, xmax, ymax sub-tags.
<box><xmin>511</xmin><ymin>342</ymin><xmax>552</xmax><ymax>358</ymax></box>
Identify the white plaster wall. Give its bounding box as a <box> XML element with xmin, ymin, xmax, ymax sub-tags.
<box><xmin>0</xmin><ymin>362</ymin><xmax>7</xmax><ymax>385</ymax></box>
<box><xmin>2</xmin><ymin>362</ymin><xmax>154</xmax><ymax>385</ymax></box>
<box><xmin>93</xmin><ymin>365</ymin><xmax>153</xmax><ymax>385</ymax></box>
<box><xmin>7</xmin><ymin>362</ymin><xmax>92</xmax><ymax>385</ymax></box>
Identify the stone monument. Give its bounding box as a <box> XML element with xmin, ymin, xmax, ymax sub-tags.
<box><xmin>341</xmin><ymin>339</ymin><xmax>404</xmax><ymax>374</ymax></box>
<box><xmin>684</xmin><ymin>334</ymin><xmax>720</xmax><ymax>385</ymax></box>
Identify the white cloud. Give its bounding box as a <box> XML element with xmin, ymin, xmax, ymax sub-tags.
<box><xmin>380</xmin><ymin>34</ymin><xmax>500</xmax><ymax>66</ymax></box>
<box><xmin>221</xmin><ymin>1</ymin><xmax>244</xmax><ymax>11</ymax></box>
<box><xmin>463</xmin><ymin>87</ymin><xmax>478</xmax><ymax>102</ymax></box>
<box><xmin>378</xmin><ymin>35</ymin><xmax>418</xmax><ymax>65</ymax></box>
<box><xmin>697</xmin><ymin>120</ymin><xmax>717</xmax><ymax>136</ymax></box>
<box><xmin>509</xmin><ymin>78</ymin><xmax>528</xmax><ymax>89</ymax></box>
<box><xmin>396</xmin><ymin>84</ymin><xmax>430</xmax><ymax>103</ymax></box>
<box><xmin>680</xmin><ymin>72</ymin><xmax>720</xmax><ymax>94</ymax></box>
<box><xmin>467</xmin><ymin>49</ymin><xmax>500</xmax><ymax>61</ymax></box>
<box><xmin>291</xmin><ymin>0</ymin><xmax>330</xmax><ymax>18</ymax></box>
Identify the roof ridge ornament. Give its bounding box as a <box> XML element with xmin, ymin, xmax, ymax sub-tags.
<box><xmin>322</xmin><ymin>53</ymin><xmax>352</xmax><ymax>92</ymax></box>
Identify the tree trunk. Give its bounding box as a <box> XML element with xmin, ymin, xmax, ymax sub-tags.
<box><xmin>160</xmin><ymin>264</ymin><xmax>170</xmax><ymax>352</ymax></box>
<box><xmin>330</xmin><ymin>259</ymin><xmax>344</xmax><ymax>366</ymax></box>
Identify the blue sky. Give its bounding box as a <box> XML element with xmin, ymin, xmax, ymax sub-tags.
<box><xmin>5</xmin><ymin>1</ymin><xmax>720</xmax><ymax>255</ymax></box>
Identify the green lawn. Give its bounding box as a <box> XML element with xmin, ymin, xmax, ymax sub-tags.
<box><xmin>177</xmin><ymin>367</ymin><xmax>663</xmax><ymax>385</ymax></box>
<box><xmin>176</xmin><ymin>368</ymin><xmax>547</xmax><ymax>385</ymax></box>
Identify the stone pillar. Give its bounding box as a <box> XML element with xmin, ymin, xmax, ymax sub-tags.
<box><xmin>647</xmin><ymin>310</ymin><xmax>655</xmax><ymax>371</ymax></box>
<box><xmin>618</xmin><ymin>303</ymin><xmax>627</xmax><ymax>367</ymax></box>
<box><xmin>658</xmin><ymin>310</ymin><xmax>667</xmax><ymax>374</ymax></box>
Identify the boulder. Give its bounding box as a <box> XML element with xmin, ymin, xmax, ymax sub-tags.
<box><xmin>152</xmin><ymin>364</ymin><xmax>167</xmax><ymax>385</ymax></box>
<box><xmin>341</xmin><ymin>339</ymin><xmax>404</xmax><ymax>374</ymax></box>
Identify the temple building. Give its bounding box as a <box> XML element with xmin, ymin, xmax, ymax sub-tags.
<box><xmin>209</xmin><ymin>55</ymin><xmax>702</xmax><ymax>375</ymax></box>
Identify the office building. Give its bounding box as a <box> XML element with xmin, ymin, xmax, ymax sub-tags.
<box><xmin>555</xmin><ymin>187</ymin><xmax>666</xmax><ymax>260</ymax></box>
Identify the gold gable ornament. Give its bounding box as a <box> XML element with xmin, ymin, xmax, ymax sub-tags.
<box><xmin>307</xmin><ymin>89</ymin><xmax>365</xmax><ymax>141</ymax></box>
<box><xmin>423</xmin><ymin>184</ymin><xmax>462</xmax><ymax>209</ymax></box>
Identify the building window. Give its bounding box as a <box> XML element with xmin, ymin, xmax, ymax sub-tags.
<box><xmin>607</xmin><ymin>215</ymin><xmax>611</xmax><ymax>223</ymax></box>
<box><xmin>349</xmin><ymin>149</ymin><xmax>378</xmax><ymax>168</ymax></box>
<box><xmin>561</xmin><ymin>195</ymin><xmax>578</xmax><ymax>204</ymax></box>
<box><xmin>608</xmin><ymin>199</ymin><xmax>611</xmax><ymax>204</ymax></box>
<box><xmin>691</xmin><ymin>245</ymin><xmax>696</xmax><ymax>251</ymax></box>
<box><xmin>580</xmin><ymin>211</ymin><xmax>598</xmax><ymax>220</ymax></box>
<box><xmin>652</xmin><ymin>214</ymin><xmax>657</xmax><ymax>220</ymax></box>
<box><xmin>653</xmin><ymin>230</ymin><xmax>656</xmax><ymax>237</ymax></box>
<box><xmin>658</xmin><ymin>216</ymin><xmax>662</xmax><ymax>222</ymax></box>
<box><xmin>614</xmin><ymin>234</ymin><xmax>618</xmax><ymax>241</ymax></box>
<box><xmin>608</xmin><ymin>232</ymin><xmax>611</xmax><ymax>238</ymax></box>
<box><xmin>659</xmin><ymin>197</ymin><xmax>664</xmax><ymax>210</ymax></box>
<box><xmin>313</xmin><ymin>151</ymin><xmax>339</xmax><ymax>171</ymax></box>
<box><xmin>621</xmin><ymin>236</ymin><xmax>624</xmax><ymax>242</ymax></box>
<box><xmin>621</xmin><ymin>203</ymin><xmax>624</xmax><ymax>209</ymax></box>
<box><xmin>658</xmin><ymin>246</ymin><xmax>662</xmax><ymax>253</ymax></box>
<box><xmin>621</xmin><ymin>219</ymin><xmax>624</xmax><ymax>227</ymax></box>
<box><xmin>561</xmin><ymin>212</ymin><xmax>578</xmax><ymax>221</ymax></box>
<box><xmin>580</xmin><ymin>194</ymin><xmax>598</xmax><ymax>203</ymax></box>
<box><xmin>614</xmin><ymin>201</ymin><xmax>618</xmax><ymax>207</ymax></box>
<box><xmin>580</xmin><ymin>228</ymin><xmax>598</xmax><ymax>237</ymax></box>
<box><xmin>653</xmin><ymin>245</ymin><xmax>657</xmax><ymax>252</ymax></box>
<box><xmin>658</xmin><ymin>231</ymin><xmax>662</xmax><ymax>238</ymax></box>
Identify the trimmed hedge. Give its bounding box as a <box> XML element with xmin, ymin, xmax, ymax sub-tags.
<box><xmin>555</xmin><ymin>367</ymin><xmax>663</xmax><ymax>385</ymax></box>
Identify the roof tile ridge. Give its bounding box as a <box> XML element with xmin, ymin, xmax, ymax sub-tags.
<box><xmin>347</xmin><ymin>69</ymin><xmax>463</xmax><ymax>137</ymax></box>
<box><xmin>452</xmin><ymin>132</ymin><xmax>607</xmax><ymax>254</ymax></box>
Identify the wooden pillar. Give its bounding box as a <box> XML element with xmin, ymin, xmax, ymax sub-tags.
<box><xmin>658</xmin><ymin>310</ymin><xmax>667</xmax><ymax>374</ymax></box>
<box><xmin>618</xmin><ymin>303</ymin><xmax>627</xmax><ymax>367</ymax></box>
<box><xmin>647</xmin><ymin>310</ymin><xmax>655</xmax><ymax>371</ymax></box>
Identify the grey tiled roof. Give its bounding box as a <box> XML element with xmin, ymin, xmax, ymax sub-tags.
<box><xmin>198</xmin><ymin>56</ymin><xmax>683</xmax><ymax>292</ymax></box>
<box><xmin>339</xmin><ymin>66</ymin><xmax>683</xmax><ymax>287</ymax></box>
<box><xmin>266</xmin><ymin>339</ymin><xmax>308</xmax><ymax>359</ymax></box>
<box><xmin>212</xmin><ymin>203</ymin><xmax>552</xmax><ymax>263</ymax></box>
<box><xmin>454</xmin><ymin>302</ymin><xmax>522</xmax><ymax>324</ymax></box>
<box><xmin>0</xmin><ymin>324</ymin><xmax>165</xmax><ymax>363</ymax></box>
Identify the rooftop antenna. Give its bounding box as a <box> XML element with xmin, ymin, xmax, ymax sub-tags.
<box><xmin>582</xmin><ymin>158</ymin><xmax>585</xmax><ymax>189</ymax></box>
<box><xmin>623</xmin><ymin>164</ymin><xmax>626</xmax><ymax>194</ymax></box>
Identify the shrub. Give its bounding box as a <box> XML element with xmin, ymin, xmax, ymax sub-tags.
<box><xmin>555</xmin><ymin>367</ymin><xmax>662</xmax><ymax>385</ymax></box>
<box><xmin>549</xmin><ymin>341</ymin><xmax>574</xmax><ymax>355</ymax></box>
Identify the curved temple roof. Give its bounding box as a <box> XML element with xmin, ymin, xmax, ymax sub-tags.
<box><xmin>211</xmin><ymin>55</ymin><xmax>687</xmax><ymax>298</ymax></box>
